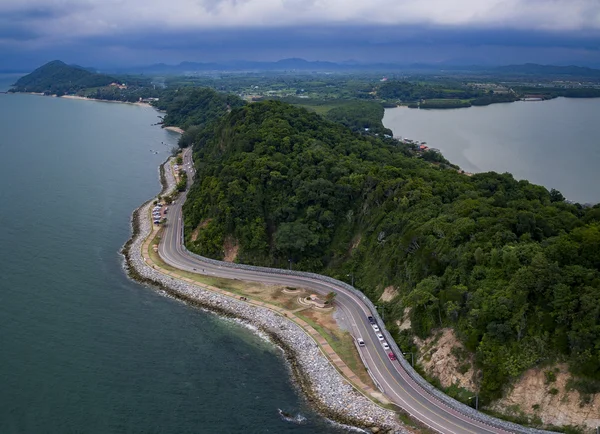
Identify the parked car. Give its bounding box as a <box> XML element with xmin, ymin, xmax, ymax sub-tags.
<box><xmin>367</xmin><ymin>316</ymin><xmax>375</xmax><ymax>324</ymax></box>
<box><xmin>377</xmin><ymin>333</ymin><xmax>384</xmax><ymax>341</ymax></box>
<box><xmin>372</xmin><ymin>324</ymin><xmax>380</xmax><ymax>332</ymax></box>
<box><xmin>388</xmin><ymin>352</ymin><xmax>396</xmax><ymax>361</ymax></box>
<box><xmin>356</xmin><ymin>338</ymin><xmax>365</xmax><ymax>347</ymax></box>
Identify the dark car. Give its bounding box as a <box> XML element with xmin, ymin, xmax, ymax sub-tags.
<box><xmin>367</xmin><ymin>316</ymin><xmax>375</xmax><ymax>324</ymax></box>
<box><xmin>388</xmin><ymin>352</ymin><xmax>397</xmax><ymax>361</ymax></box>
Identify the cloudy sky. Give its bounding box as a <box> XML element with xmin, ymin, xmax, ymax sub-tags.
<box><xmin>2</xmin><ymin>0</ymin><xmax>600</xmax><ymax>69</ymax></box>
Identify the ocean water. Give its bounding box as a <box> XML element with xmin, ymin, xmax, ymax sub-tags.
<box><xmin>0</xmin><ymin>88</ymin><xmax>342</xmax><ymax>433</ymax></box>
<box><xmin>383</xmin><ymin>98</ymin><xmax>600</xmax><ymax>204</ymax></box>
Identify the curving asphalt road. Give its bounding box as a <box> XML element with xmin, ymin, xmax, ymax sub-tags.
<box><xmin>158</xmin><ymin>148</ymin><xmax>513</xmax><ymax>434</ymax></box>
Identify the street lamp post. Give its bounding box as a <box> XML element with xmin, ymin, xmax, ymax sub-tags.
<box><xmin>468</xmin><ymin>394</ymin><xmax>479</xmax><ymax>411</ymax></box>
<box><xmin>403</xmin><ymin>352</ymin><xmax>414</xmax><ymax>366</ymax></box>
<box><xmin>346</xmin><ymin>273</ymin><xmax>354</xmax><ymax>287</ymax></box>
<box><xmin>288</xmin><ymin>258</ymin><xmax>291</xmax><ymax>270</ymax></box>
<box><xmin>375</xmin><ymin>305</ymin><xmax>385</xmax><ymax>321</ymax></box>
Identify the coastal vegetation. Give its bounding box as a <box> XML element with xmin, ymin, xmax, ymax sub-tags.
<box><xmin>10</xmin><ymin>60</ymin><xmax>116</xmax><ymax>96</ymax></box>
<box><xmin>153</xmin><ymin>87</ymin><xmax>245</xmax><ymax>130</ymax></box>
<box><xmin>174</xmin><ymin>98</ymin><xmax>600</xmax><ymax>407</ymax></box>
<box><xmin>9</xmin><ymin>60</ymin><xmax>159</xmax><ymax>101</ymax></box>
<box><xmin>323</xmin><ymin>101</ymin><xmax>393</xmax><ymax>136</ymax></box>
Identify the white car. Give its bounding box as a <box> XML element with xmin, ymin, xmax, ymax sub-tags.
<box><xmin>382</xmin><ymin>342</ymin><xmax>390</xmax><ymax>350</ymax></box>
<box><xmin>377</xmin><ymin>333</ymin><xmax>384</xmax><ymax>341</ymax></box>
<box><xmin>356</xmin><ymin>338</ymin><xmax>365</xmax><ymax>347</ymax></box>
<box><xmin>372</xmin><ymin>324</ymin><xmax>380</xmax><ymax>332</ymax></box>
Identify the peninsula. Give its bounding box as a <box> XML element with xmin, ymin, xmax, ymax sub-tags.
<box><xmin>14</xmin><ymin>61</ymin><xmax>600</xmax><ymax>433</ymax></box>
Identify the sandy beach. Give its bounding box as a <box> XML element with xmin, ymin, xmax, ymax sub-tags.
<box><xmin>59</xmin><ymin>94</ymin><xmax>152</xmax><ymax>107</ymax></box>
<box><xmin>163</xmin><ymin>126</ymin><xmax>185</xmax><ymax>134</ymax></box>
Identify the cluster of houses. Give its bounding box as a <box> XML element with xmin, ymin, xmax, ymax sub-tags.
<box><xmin>152</xmin><ymin>204</ymin><xmax>167</xmax><ymax>225</ymax></box>
<box><xmin>401</xmin><ymin>138</ymin><xmax>441</xmax><ymax>153</ymax></box>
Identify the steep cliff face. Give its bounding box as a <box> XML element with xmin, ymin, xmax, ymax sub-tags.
<box><xmin>413</xmin><ymin>332</ymin><xmax>600</xmax><ymax>431</ymax></box>
<box><xmin>415</xmin><ymin>328</ymin><xmax>477</xmax><ymax>391</ymax></box>
<box><xmin>490</xmin><ymin>365</ymin><xmax>600</xmax><ymax>431</ymax></box>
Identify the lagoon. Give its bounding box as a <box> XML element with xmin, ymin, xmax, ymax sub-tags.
<box><xmin>383</xmin><ymin>98</ymin><xmax>600</xmax><ymax>204</ymax></box>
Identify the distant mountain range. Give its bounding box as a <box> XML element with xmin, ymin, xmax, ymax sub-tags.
<box><xmin>9</xmin><ymin>59</ymin><xmax>600</xmax><ymax>84</ymax></box>
<box><xmin>103</xmin><ymin>58</ymin><xmax>600</xmax><ymax>77</ymax></box>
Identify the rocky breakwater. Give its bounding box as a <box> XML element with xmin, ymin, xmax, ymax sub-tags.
<box><xmin>122</xmin><ymin>158</ymin><xmax>406</xmax><ymax>434</ymax></box>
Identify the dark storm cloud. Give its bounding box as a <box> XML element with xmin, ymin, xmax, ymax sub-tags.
<box><xmin>1</xmin><ymin>0</ymin><xmax>600</xmax><ymax>68</ymax></box>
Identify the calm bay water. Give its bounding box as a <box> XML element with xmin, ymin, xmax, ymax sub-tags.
<box><xmin>0</xmin><ymin>88</ymin><xmax>341</xmax><ymax>433</ymax></box>
<box><xmin>383</xmin><ymin>98</ymin><xmax>600</xmax><ymax>204</ymax></box>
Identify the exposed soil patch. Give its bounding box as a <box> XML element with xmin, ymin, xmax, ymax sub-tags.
<box><xmin>223</xmin><ymin>236</ymin><xmax>239</xmax><ymax>262</ymax></box>
<box><xmin>379</xmin><ymin>285</ymin><xmax>399</xmax><ymax>302</ymax></box>
<box><xmin>350</xmin><ymin>235</ymin><xmax>362</xmax><ymax>251</ymax></box>
<box><xmin>415</xmin><ymin>328</ymin><xmax>477</xmax><ymax>390</ymax></box>
<box><xmin>490</xmin><ymin>364</ymin><xmax>600</xmax><ymax>430</ymax></box>
<box><xmin>397</xmin><ymin>308</ymin><xmax>412</xmax><ymax>331</ymax></box>
<box><xmin>191</xmin><ymin>218</ymin><xmax>212</xmax><ymax>242</ymax></box>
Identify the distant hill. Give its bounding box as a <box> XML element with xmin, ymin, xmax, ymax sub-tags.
<box><xmin>112</xmin><ymin>59</ymin><xmax>600</xmax><ymax>77</ymax></box>
<box><xmin>10</xmin><ymin>60</ymin><xmax>117</xmax><ymax>95</ymax></box>
<box><xmin>494</xmin><ymin>63</ymin><xmax>600</xmax><ymax>78</ymax></box>
<box><xmin>115</xmin><ymin>58</ymin><xmax>412</xmax><ymax>74</ymax></box>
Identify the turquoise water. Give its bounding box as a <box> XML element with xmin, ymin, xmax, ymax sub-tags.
<box><xmin>0</xmin><ymin>89</ymin><xmax>341</xmax><ymax>433</ymax></box>
<box><xmin>383</xmin><ymin>99</ymin><xmax>600</xmax><ymax>204</ymax></box>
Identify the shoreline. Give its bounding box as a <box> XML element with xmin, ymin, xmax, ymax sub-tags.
<box><xmin>21</xmin><ymin>92</ymin><xmax>153</xmax><ymax>107</ymax></box>
<box><xmin>162</xmin><ymin>126</ymin><xmax>185</xmax><ymax>134</ymax></box>
<box><xmin>121</xmin><ymin>157</ymin><xmax>405</xmax><ymax>433</ymax></box>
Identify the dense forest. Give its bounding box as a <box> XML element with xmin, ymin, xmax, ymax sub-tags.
<box><xmin>378</xmin><ymin>80</ymin><xmax>480</xmax><ymax>101</ymax></box>
<box><xmin>154</xmin><ymin>87</ymin><xmax>245</xmax><ymax>130</ymax></box>
<box><xmin>379</xmin><ymin>81</ymin><xmax>520</xmax><ymax>107</ymax></box>
<box><xmin>10</xmin><ymin>60</ymin><xmax>116</xmax><ymax>95</ymax></box>
<box><xmin>177</xmin><ymin>99</ymin><xmax>600</xmax><ymax>404</ymax></box>
<box><xmin>323</xmin><ymin>101</ymin><xmax>393</xmax><ymax>136</ymax></box>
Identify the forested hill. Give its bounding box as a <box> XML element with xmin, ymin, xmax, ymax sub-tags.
<box><xmin>10</xmin><ymin>60</ymin><xmax>116</xmax><ymax>95</ymax></box>
<box><xmin>154</xmin><ymin>87</ymin><xmax>245</xmax><ymax>131</ymax></box>
<box><xmin>182</xmin><ymin>99</ymin><xmax>600</xmax><ymax>402</ymax></box>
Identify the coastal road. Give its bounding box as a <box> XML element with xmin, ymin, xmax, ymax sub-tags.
<box><xmin>158</xmin><ymin>148</ymin><xmax>513</xmax><ymax>434</ymax></box>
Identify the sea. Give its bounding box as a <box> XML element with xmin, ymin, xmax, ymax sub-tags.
<box><xmin>383</xmin><ymin>98</ymin><xmax>600</xmax><ymax>204</ymax></box>
<box><xmin>0</xmin><ymin>75</ymin><xmax>344</xmax><ymax>434</ymax></box>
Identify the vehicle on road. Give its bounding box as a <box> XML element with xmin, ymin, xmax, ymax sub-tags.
<box><xmin>372</xmin><ymin>324</ymin><xmax>380</xmax><ymax>332</ymax></box>
<box><xmin>367</xmin><ymin>316</ymin><xmax>375</xmax><ymax>324</ymax></box>
<box><xmin>388</xmin><ymin>352</ymin><xmax>396</xmax><ymax>361</ymax></box>
<box><xmin>382</xmin><ymin>342</ymin><xmax>390</xmax><ymax>350</ymax></box>
<box><xmin>377</xmin><ymin>333</ymin><xmax>384</xmax><ymax>341</ymax></box>
<box><xmin>357</xmin><ymin>338</ymin><xmax>365</xmax><ymax>347</ymax></box>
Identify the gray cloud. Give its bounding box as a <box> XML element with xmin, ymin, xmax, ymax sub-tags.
<box><xmin>1</xmin><ymin>0</ymin><xmax>600</xmax><ymax>69</ymax></box>
<box><xmin>1</xmin><ymin>0</ymin><xmax>599</xmax><ymax>43</ymax></box>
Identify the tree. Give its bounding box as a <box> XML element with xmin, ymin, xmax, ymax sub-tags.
<box><xmin>325</xmin><ymin>291</ymin><xmax>337</xmax><ymax>304</ymax></box>
<box><xmin>550</xmin><ymin>188</ymin><xmax>565</xmax><ymax>203</ymax></box>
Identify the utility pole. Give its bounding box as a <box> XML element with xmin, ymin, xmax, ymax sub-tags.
<box><xmin>469</xmin><ymin>394</ymin><xmax>479</xmax><ymax>411</ymax></box>
<box><xmin>288</xmin><ymin>258</ymin><xmax>291</xmax><ymax>270</ymax></box>
<box><xmin>347</xmin><ymin>273</ymin><xmax>354</xmax><ymax>287</ymax></box>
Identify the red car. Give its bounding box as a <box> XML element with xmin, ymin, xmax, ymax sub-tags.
<box><xmin>388</xmin><ymin>352</ymin><xmax>397</xmax><ymax>361</ymax></box>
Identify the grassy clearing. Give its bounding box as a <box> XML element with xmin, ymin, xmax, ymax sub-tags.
<box><xmin>297</xmin><ymin>311</ymin><xmax>378</xmax><ymax>391</ymax></box>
